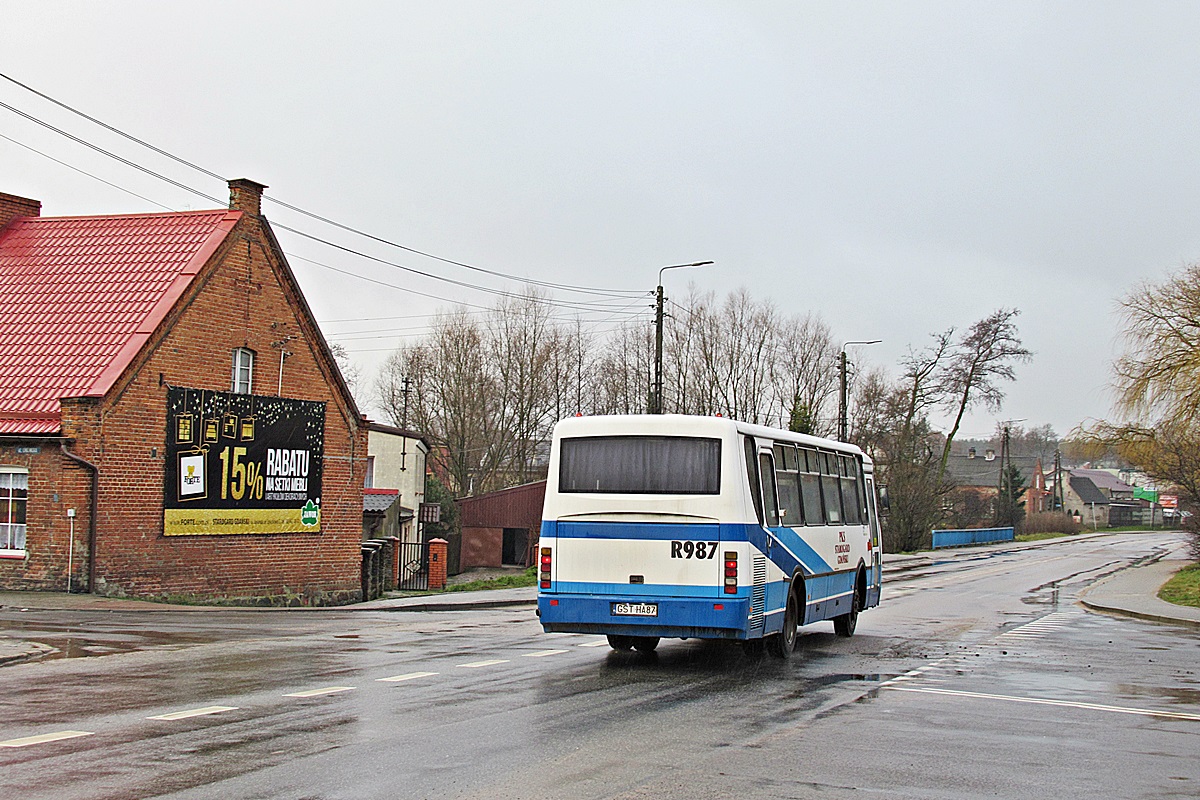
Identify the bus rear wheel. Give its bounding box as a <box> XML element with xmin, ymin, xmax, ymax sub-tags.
<box><xmin>834</xmin><ymin>577</ymin><xmax>861</xmax><ymax>637</ymax></box>
<box><xmin>632</xmin><ymin>636</ymin><xmax>659</xmax><ymax>653</ymax></box>
<box><xmin>768</xmin><ymin>589</ymin><xmax>799</xmax><ymax>659</ymax></box>
<box><xmin>607</xmin><ymin>634</ymin><xmax>635</xmax><ymax>651</ymax></box>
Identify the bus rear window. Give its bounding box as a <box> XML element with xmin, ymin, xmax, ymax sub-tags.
<box><xmin>559</xmin><ymin>436</ymin><xmax>722</xmax><ymax>494</ymax></box>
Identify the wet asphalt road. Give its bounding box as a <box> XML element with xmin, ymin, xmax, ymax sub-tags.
<box><xmin>0</xmin><ymin>532</ymin><xmax>1197</xmax><ymax>800</ymax></box>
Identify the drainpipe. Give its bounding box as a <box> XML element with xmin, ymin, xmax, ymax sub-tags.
<box><xmin>59</xmin><ymin>442</ymin><xmax>98</xmax><ymax>593</ymax></box>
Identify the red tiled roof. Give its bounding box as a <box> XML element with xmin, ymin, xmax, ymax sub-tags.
<box><xmin>0</xmin><ymin>209</ymin><xmax>241</xmax><ymax>435</ymax></box>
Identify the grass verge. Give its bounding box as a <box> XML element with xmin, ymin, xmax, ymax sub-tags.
<box><xmin>1158</xmin><ymin>563</ymin><xmax>1200</xmax><ymax>609</ymax></box>
<box><xmin>442</xmin><ymin>566</ymin><xmax>537</xmax><ymax>593</ymax></box>
<box><xmin>1015</xmin><ymin>532</ymin><xmax>1074</xmax><ymax>543</ymax></box>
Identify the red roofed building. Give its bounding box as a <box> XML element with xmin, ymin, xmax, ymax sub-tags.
<box><xmin>0</xmin><ymin>180</ymin><xmax>368</xmax><ymax>604</ymax></box>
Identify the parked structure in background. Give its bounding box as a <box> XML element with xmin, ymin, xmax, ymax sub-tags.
<box><xmin>457</xmin><ymin>480</ymin><xmax>545</xmax><ymax>570</ymax></box>
<box><xmin>0</xmin><ymin>181</ymin><xmax>368</xmax><ymax>604</ymax></box>
<box><xmin>362</xmin><ymin>423</ymin><xmax>429</xmax><ymax>543</ymax></box>
<box><xmin>1052</xmin><ymin>468</ymin><xmax>1162</xmax><ymax>529</ymax></box>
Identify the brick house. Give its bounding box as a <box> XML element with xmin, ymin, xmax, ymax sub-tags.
<box><xmin>0</xmin><ymin>180</ymin><xmax>368</xmax><ymax>605</ymax></box>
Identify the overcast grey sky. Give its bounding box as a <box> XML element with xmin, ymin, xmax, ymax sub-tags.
<box><xmin>5</xmin><ymin>2</ymin><xmax>1199</xmax><ymax>438</ymax></box>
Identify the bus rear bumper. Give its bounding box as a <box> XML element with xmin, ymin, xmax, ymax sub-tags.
<box><xmin>538</xmin><ymin>593</ymin><xmax>753</xmax><ymax>640</ymax></box>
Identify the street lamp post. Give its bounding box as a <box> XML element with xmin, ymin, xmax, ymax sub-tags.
<box><xmin>838</xmin><ymin>339</ymin><xmax>881</xmax><ymax>441</ymax></box>
<box><xmin>652</xmin><ymin>261</ymin><xmax>713</xmax><ymax>414</ymax></box>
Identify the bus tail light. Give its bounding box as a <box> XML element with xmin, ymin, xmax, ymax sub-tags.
<box><xmin>724</xmin><ymin>551</ymin><xmax>738</xmax><ymax>594</ymax></box>
<box><xmin>540</xmin><ymin>547</ymin><xmax>553</xmax><ymax>589</ymax></box>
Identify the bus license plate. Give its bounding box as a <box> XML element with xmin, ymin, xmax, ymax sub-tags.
<box><xmin>611</xmin><ymin>602</ymin><xmax>657</xmax><ymax>617</ymax></box>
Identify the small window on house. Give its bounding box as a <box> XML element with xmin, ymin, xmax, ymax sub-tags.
<box><xmin>0</xmin><ymin>467</ymin><xmax>28</xmax><ymax>556</ymax></box>
<box><xmin>231</xmin><ymin>348</ymin><xmax>255</xmax><ymax>394</ymax></box>
<box><xmin>364</xmin><ymin>456</ymin><xmax>375</xmax><ymax>489</ymax></box>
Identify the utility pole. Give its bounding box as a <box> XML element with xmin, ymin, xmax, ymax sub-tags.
<box><xmin>837</xmin><ymin>350</ymin><xmax>848</xmax><ymax>441</ymax></box>
<box><xmin>1053</xmin><ymin>448</ymin><xmax>1063</xmax><ymax>512</ymax></box>
<box><xmin>838</xmin><ymin>340</ymin><xmax>881</xmax><ymax>440</ymax></box>
<box><xmin>652</xmin><ymin>261</ymin><xmax>713</xmax><ymax>414</ymax></box>
<box><xmin>653</xmin><ymin>283</ymin><xmax>665</xmax><ymax>414</ymax></box>
<box><xmin>997</xmin><ymin>424</ymin><xmax>1012</xmax><ymax>525</ymax></box>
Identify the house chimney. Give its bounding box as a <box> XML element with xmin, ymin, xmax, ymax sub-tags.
<box><xmin>985</xmin><ymin>448</ymin><xmax>996</xmax><ymax>462</ymax></box>
<box><xmin>0</xmin><ymin>191</ymin><xmax>41</xmax><ymax>230</ymax></box>
<box><xmin>228</xmin><ymin>178</ymin><xmax>267</xmax><ymax>216</ymax></box>
<box><xmin>968</xmin><ymin>447</ymin><xmax>976</xmax><ymax>459</ymax></box>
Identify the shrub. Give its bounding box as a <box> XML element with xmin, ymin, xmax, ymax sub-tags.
<box><xmin>1020</xmin><ymin>512</ymin><xmax>1081</xmax><ymax>536</ymax></box>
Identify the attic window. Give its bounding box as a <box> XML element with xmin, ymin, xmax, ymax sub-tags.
<box><xmin>231</xmin><ymin>348</ymin><xmax>255</xmax><ymax>394</ymax></box>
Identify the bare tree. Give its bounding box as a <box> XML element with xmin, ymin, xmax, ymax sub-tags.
<box><xmin>374</xmin><ymin>308</ymin><xmax>500</xmax><ymax>496</ymax></box>
<box><xmin>854</xmin><ymin>332</ymin><xmax>954</xmax><ymax>552</ymax></box>
<box><xmin>329</xmin><ymin>342</ymin><xmax>364</xmax><ymax>406</ymax></box>
<box><xmin>593</xmin><ymin>320</ymin><xmax>654</xmax><ymax>415</ymax></box>
<box><xmin>773</xmin><ymin>313</ymin><xmax>839</xmax><ymax>436</ymax></box>
<box><xmin>486</xmin><ymin>293</ymin><xmax>558</xmax><ymax>485</ymax></box>
<box><xmin>937</xmin><ymin>309</ymin><xmax>1032</xmax><ymax>483</ymax></box>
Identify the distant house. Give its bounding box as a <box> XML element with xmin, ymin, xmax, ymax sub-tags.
<box><xmin>1057</xmin><ymin>469</ymin><xmax>1145</xmax><ymax>528</ymax></box>
<box><xmin>942</xmin><ymin>449</ymin><xmax>1043</xmax><ymax>493</ymax></box>
<box><xmin>0</xmin><ymin>182</ymin><xmax>368</xmax><ymax>604</ymax></box>
<box><xmin>940</xmin><ymin>448</ymin><xmax>1043</xmax><ymax>526</ymax></box>
<box><xmin>363</xmin><ymin>423</ymin><xmax>429</xmax><ymax>542</ymax></box>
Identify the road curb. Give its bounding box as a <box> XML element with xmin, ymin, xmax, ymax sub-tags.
<box><xmin>372</xmin><ymin>598</ymin><xmax>538</xmax><ymax>613</ymax></box>
<box><xmin>1078</xmin><ymin>595</ymin><xmax>1200</xmax><ymax>630</ymax></box>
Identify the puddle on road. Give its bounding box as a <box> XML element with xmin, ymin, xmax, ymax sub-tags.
<box><xmin>1</xmin><ymin>621</ymin><xmax>222</xmax><ymax>661</ymax></box>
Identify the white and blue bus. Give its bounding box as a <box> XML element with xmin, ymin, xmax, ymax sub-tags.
<box><xmin>536</xmin><ymin>414</ymin><xmax>883</xmax><ymax>657</ymax></box>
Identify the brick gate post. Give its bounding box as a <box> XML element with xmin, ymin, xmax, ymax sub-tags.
<box><xmin>428</xmin><ymin>538</ymin><xmax>448</xmax><ymax>590</ymax></box>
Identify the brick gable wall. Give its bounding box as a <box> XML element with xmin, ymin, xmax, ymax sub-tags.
<box><xmin>65</xmin><ymin>213</ymin><xmax>365</xmax><ymax>605</ymax></box>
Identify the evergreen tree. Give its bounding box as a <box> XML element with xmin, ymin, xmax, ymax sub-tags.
<box><xmin>995</xmin><ymin>464</ymin><xmax>1027</xmax><ymax>528</ymax></box>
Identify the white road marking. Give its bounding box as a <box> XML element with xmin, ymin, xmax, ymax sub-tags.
<box><xmin>457</xmin><ymin>659</ymin><xmax>510</xmax><ymax>668</ymax></box>
<box><xmin>887</xmin><ymin>686</ymin><xmax>1200</xmax><ymax>722</ymax></box>
<box><xmin>0</xmin><ymin>730</ymin><xmax>93</xmax><ymax>748</ymax></box>
<box><xmin>146</xmin><ymin>706</ymin><xmax>237</xmax><ymax>721</ymax></box>
<box><xmin>377</xmin><ymin>671</ymin><xmax>439</xmax><ymax>683</ymax></box>
<box><xmin>525</xmin><ymin>649</ymin><xmax>569</xmax><ymax>657</ymax></box>
<box><xmin>284</xmin><ymin>686</ymin><xmax>355</xmax><ymax>698</ymax></box>
<box><xmin>579</xmin><ymin>640</ymin><xmax>610</xmax><ymax>647</ymax></box>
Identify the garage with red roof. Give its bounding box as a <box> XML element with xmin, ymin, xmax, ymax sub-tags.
<box><xmin>0</xmin><ymin>180</ymin><xmax>368</xmax><ymax>604</ymax></box>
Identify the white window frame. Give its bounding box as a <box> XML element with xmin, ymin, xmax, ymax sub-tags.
<box><xmin>231</xmin><ymin>347</ymin><xmax>255</xmax><ymax>394</ymax></box>
<box><xmin>0</xmin><ymin>466</ymin><xmax>28</xmax><ymax>559</ymax></box>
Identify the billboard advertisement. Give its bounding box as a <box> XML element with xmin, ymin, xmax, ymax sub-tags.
<box><xmin>163</xmin><ymin>386</ymin><xmax>325</xmax><ymax>535</ymax></box>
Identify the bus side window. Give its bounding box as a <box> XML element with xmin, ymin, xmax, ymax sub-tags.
<box><xmin>857</xmin><ymin>460</ymin><xmax>869</xmax><ymax>523</ymax></box>
<box><xmin>799</xmin><ymin>447</ymin><xmax>824</xmax><ymax>525</ymax></box>
<box><xmin>744</xmin><ymin>436</ymin><xmax>763</xmax><ymax>526</ymax></box>
<box><xmin>839</xmin><ymin>454</ymin><xmax>861</xmax><ymax>525</ymax></box>
<box><xmin>774</xmin><ymin>444</ymin><xmax>801</xmax><ymax>526</ymax></box>
<box><xmin>758</xmin><ymin>452</ymin><xmax>780</xmax><ymax>527</ymax></box>
<box><xmin>819</xmin><ymin>450</ymin><xmax>843</xmax><ymax>524</ymax></box>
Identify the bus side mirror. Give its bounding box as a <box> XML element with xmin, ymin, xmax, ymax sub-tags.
<box><xmin>878</xmin><ymin>486</ymin><xmax>891</xmax><ymax>512</ymax></box>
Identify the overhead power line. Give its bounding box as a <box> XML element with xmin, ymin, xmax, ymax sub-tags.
<box><xmin>0</xmin><ymin>117</ymin><xmax>646</xmax><ymax>316</ymax></box>
<box><xmin>0</xmin><ymin>70</ymin><xmax>644</xmax><ymax>298</ymax></box>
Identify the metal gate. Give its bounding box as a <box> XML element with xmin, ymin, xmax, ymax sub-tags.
<box><xmin>396</xmin><ymin>540</ymin><xmax>430</xmax><ymax>591</ymax></box>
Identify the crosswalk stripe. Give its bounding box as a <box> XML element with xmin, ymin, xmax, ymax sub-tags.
<box><xmin>146</xmin><ymin>706</ymin><xmax>237</xmax><ymax>721</ymax></box>
<box><xmin>0</xmin><ymin>730</ymin><xmax>93</xmax><ymax>748</ymax></box>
